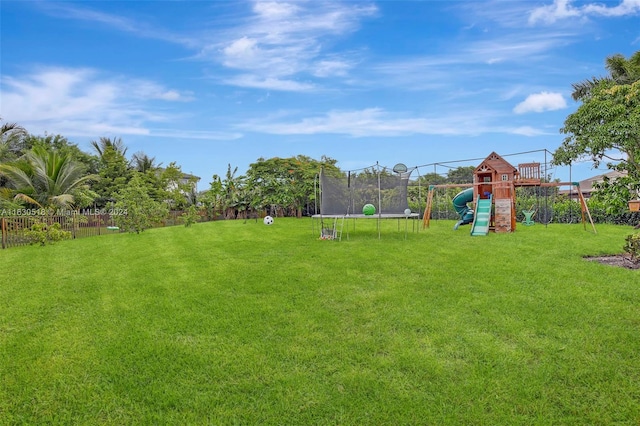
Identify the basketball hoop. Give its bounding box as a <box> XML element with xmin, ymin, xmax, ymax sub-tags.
<box><xmin>393</xmin><ymin>163</ymin><xmax>408</xmax><ymax>174</ymax></box>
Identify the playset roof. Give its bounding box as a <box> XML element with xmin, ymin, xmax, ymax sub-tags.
<box><xmin>474</xmin><ymin>151</ymin><xmax>518</xmax><ymax>175</ymax></box>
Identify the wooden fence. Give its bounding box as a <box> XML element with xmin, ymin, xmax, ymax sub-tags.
<box><xmin>0</xmin><ymin>211</ymin><xmax>209</xmax><ymax>249</ymax></box>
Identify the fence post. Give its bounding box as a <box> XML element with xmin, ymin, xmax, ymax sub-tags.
<box><xmin>1</xmin><ymin>217</ymin><xmax>6</xmax><ymax>249</ymax></box>
<box><xmin>70</xmin><ymin>211</ymin><xmax>75</xmax><ymax>239</ymax></box>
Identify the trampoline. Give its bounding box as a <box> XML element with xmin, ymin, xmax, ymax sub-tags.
<box><xmin>313</xmin><ymin>163</ymin><xmax>420</xmax><ymax>240</ymax></box>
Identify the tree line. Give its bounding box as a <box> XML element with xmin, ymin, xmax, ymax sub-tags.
<box><xmin>0</xmin><ymin>126</ymin><xmax>345</xmax><ymax>230</ymax></box>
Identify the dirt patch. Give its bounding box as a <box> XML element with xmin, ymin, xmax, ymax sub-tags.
<box><xmin>584</xmin><ymin>254</ymin><xmax>640</xmax><ymax>270</ymax></box>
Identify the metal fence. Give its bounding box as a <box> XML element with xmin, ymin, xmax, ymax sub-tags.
<box><xmin>0</xmin><ymin>211</ymin><xmax>208</xmax><ymax>249</ymax></box>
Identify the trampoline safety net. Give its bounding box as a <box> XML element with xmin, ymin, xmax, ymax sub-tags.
<box><xmin>320</xmin><ymin>169</ymin><xmax>412</xmax><ymax>215</ymax></box>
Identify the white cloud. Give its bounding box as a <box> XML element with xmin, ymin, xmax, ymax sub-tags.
<box><xmin>253</xmin><ymin>1</ymin><xmax>299</xmax><ymax>19</ymax></box>
<box><xmin>528</xmin><ymin>0</ymin><xmax>581</xmax><ymax>24</ymax></box>
<box><xmin>156</xmin><ymin>90</ymin><xmax>189</xmax><ymax>101</ymax></box>
<box><xmin>242</xmin><ymin>108</ymin><xmax>425</xmax><ymax>136</ymax></box>
<box><xmin>208</xmin><ymin>1</ymin><xmax>377</xmax><ymax>89</ymax></box>
<box><xmin>224</xmin><ymin>75</ymin><xmax>315</xmax><ymax>91</ymax></box>
<box><xmin>467</xmin><ymin>36</ymin><xmax>570</xmax><ymax>64</ymax></box>
<box><xmin>529</xmin><ymin>0</ymin><xmax>640</xmax><ymax>24</ymax></box>
<box><xmin>510</xmin><ymin>126</ymin><xmax>549</xmax><ymax>136</ymax></box>
<box><xmin>2</xmin><ymin>68</ymin><xmax>120</xmax><ymax>123</ymax></box>
<box><xmin>0</xmin><ymin>67</ymin><xmax>233</xmax><ymax>139</ymax></box>
<box><xmin>36</xmin><ymin>2</ymin><xmax>199</xmax><ymax>48</ymax></box>
<box><xmin>513</xmin><ymin>92</ymin><xmax>567</xmax><ymax>114</ymax></box>
<box><xmin>240</xmin><ymin>108</ymin><xmax>503</xmax><ymax>137</ymax></box>
<box><xmin>312</xmin><ymin>59</ymin><xmax>353</xmax><ymax>77</ymax></box>
<box><xmin>223</xmin><ymin>37</ymin><xmax>259</xmax><ymax>60</ymax></box>
<box><xmin>129</xmin><ymin>81</ymin><xmax>195</xmax><ymax>102</ymax></box>
<box><xmin>583</xmin><ymin>0</ymin><xmax>640</xmax><ymax>16</ymax></box>
<box><xmin>150</xmin><ymin>129</ymin><xmax>243</xmax><ymax>140</ymax></box>
<box><xmin>370</xmin><ymin>31</ymin><xmax>574</xmax><ymax>93</ymax></box>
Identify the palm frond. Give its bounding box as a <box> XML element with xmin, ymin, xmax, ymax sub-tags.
<box><xmin>50</xmin><ymin>194</ymin><xmax>75</xmax><ymax>209</ymax></box>
<box><xmin>14</xmin><ymin>193</ymin><xmax>42</xmax><ymax>208</ymax></box>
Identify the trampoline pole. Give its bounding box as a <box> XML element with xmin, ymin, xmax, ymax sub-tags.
<box><xmin>377</xmin><ymin>162</ymin><xmax>381</xmax><ymax>239</ymax></box>
<box><xmin>347</xmin><ymin>170</ymin><xmax>351</xmax><ymax>215</ymax></box>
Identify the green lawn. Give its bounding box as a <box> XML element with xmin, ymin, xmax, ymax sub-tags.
<box><xmin>1</xmin><ymin>218</ymin><xmax>639</xmax><ymax>424</ymax></box>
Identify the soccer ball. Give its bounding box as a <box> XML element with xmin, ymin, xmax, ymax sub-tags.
<box><xmin>263</xmin><ymin>215</ymin><xmax>274</xmax><ymax>225</ymax></box>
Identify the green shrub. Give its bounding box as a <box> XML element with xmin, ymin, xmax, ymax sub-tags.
<box><xmin>180</xmin><ymin>205</ymin><xmax>200</xmax><ymax>227</ymax></box>
<box><xmin>113</xmin><ymin>174</ymin><xmax>169</xmax><ymax>233</ymax></box>
<box><xmin>623</xmin><ymin>233</ymin><xmax>640</xmax><ymax>261</ymax></box>
<box><xmin>24</xmin><ymin>222</ymin><xmax>71</xmax><ymax>246</ymax></box>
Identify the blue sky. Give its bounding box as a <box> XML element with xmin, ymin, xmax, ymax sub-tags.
<box><xmin>1</xmin><ymin>0</ymin><xmax>639</xmax><ymax>187</ymax></box>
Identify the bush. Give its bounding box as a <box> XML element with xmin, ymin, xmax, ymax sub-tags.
<box><xmin>113</xmin><ymin>174</ymin><xmax>169</xmax><ymax>233</ymax></box>
<box><xmin>623</xmin><ymin>233</ymin><xmax>640</xmax><ymax>262</ymax></box>
<box><xmin>529</xmin><ymin>198</ymin><xmax>640</xmax><ymax>226</ymax></box>
<box><xmin>180</xmin><ymin>205</ymin><xmax>200</xmax><ymax>227</ymax></box>
<box><xmin>24</xmin><ymin>222</ymin><xmax>71</xmax><ymax>246</ymax></box>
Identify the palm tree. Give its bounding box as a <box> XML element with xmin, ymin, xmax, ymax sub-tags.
<box><xmin>221</xmin><ymin>164</ymin><xmax>243</xmax><ymax>219</ymax></box>
<box><xmin>0</xmin><ymin>121</ymin><xmax>27</xmax><ymax>163</ymax></box>
<box><xmin>91</xmin><ymin>136</ymin><xmax>128</xmax><ymax>158</ymax></box>
<box><xmin>0</xmin><ymin>146</ymin><xmax>97</xmax><ymax>209</ymax></box>
<box><xmin>207</xmin><ymin>164</ymin><xmax>244</xmax><ymax>219</ymax></box>
<box><xmin>131</xmin><ymin>151</ymin><xmax>161</xmax><ymax>173</ymax></box>
<box><xmin>572</xmin><ymin>51</ymin><xmax>640</xmax><ymax>101</ymax></box>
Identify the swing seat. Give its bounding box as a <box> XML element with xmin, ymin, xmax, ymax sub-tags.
<box><xmin>522</xmin><ymin>209</ymin><xmax>536</xmax><ymax>225</ymax></box>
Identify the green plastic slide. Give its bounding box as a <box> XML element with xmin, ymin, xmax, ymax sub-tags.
<box><xmin>471</xmin><ymin>196</ymin><xmax>492</xmax><ymax>236</ymax></box>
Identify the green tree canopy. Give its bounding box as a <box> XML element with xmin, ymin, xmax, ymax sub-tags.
<box><xmin>161</xmin><ymin>162</ymin><xmax>198</xmax><ymax>209</ymax></box>
<box><xmin>418</xmin><ymin>172</ymin><xmax>447</xmax><ymax>186</ymax></box>
<box><xmin>131</xmin><ymin>151</ymin><xmax>165</xmax><ymax>203</ymax></box>
<box><xmin>92</xmin><ymin>145</ymin><xmax>133</xmax><ymax>207</ymax></box>
<box><xmin>112</xmin><ymin>173</ymin><xmax>168</xmax><ymax>233</ymax></box>
<box><xmin>553</xmin><ymin>51</ymin><xmax>640</xmax><ymax>213</ymax></box>
<box><xmin>571</xmin><ymin>51</ymin><xmax>640</xmax><ymax>101</ymax></box>
<box><xmin>446</xmin><ymin>166</ymin><xmax>475</xmax><ymax>184</ymax></box>
<box><xmin>24</xmin><ymin>134</ymin><xmax>99</xmax><ymax>174</ymax></box>
<box><xmin>245</xmin><ymin>155</ymin><xmax>340</xmax><ymax>217</ymax></box>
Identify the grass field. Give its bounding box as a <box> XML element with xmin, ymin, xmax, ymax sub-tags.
<box><xmin>1</xmin><ymin>218</ymin><xmax>639</xmax><ymax>424</ymax></box>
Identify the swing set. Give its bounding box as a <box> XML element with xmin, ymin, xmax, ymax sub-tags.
<box><xmin>520</xmin><ymin>185</ymin><xmax>557</xmax><ymax>226</ymax></box>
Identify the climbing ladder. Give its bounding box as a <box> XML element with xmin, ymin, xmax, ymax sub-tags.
<box><xmin>471</xmin><ymin>195</ymin><xmax>492</xmax><ymax>236</ymax></box>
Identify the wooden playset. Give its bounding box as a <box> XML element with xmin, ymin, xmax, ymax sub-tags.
<box><xmin>423</xmin><ymin>152</ymin><xmax>596</xmax><ymax>235</ymax></box>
